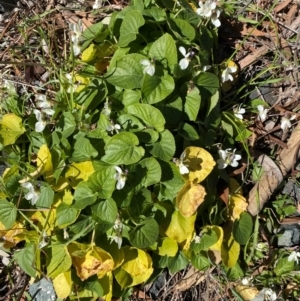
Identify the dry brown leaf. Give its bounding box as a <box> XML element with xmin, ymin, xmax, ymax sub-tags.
<box><xmin>248</xmin><ymin>123</ymin><xmax>300</xmax><ymax>215</ymax></box>
<box><xmin>274</xmin><ymin>0</ymin><xmax>292</xmax><ymax>13</ymax></box>
<box><xmin>238</xmin><ymin>46</ymin><xmax>269</xmax><ymax>70</ymax></box>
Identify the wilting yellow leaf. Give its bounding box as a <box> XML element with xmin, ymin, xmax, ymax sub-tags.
<box><xmin>0</xmin><ymin>114</ymin><xmax>25</xmax><ymax>146</ymax></box>
<box><xmin>221</xmin><ymin>223</ymin><xmax>240</xmax><ymax>268</ymax></box>
<box><xmin>229</xmin><ymin>193</ymin><xmax>248</xmax><ymax>221</ymax></box>
<box><xmin>37</xmin><ymin>144</ymin><xmax>53</xmax><ymax>180</ymax></box>
<box><xmin>157</xmin><ymin>237</ymin><xmax>178</xmax><ymax>257</ymax></box>
<box><xmin>82</xmin><ymin>43</ymin><xmax>98</xmax><ymax>62</ymax></box>
<box><xmin>75</xmin><ymin>74</ymin><xmax>90</xmax><ymax>93</ymax></box>
<box><xmin>51</xmin><ymin>177</ymin><xmax>69</xmax><ymax>192</ymax></box>
<box><xmin>235</xmin><ymin>284</ymin><xmax>259</xmax><ymax>300</ymax></box>
<box><xmin>30</xmin><ymin>209</ymin><xmax>56</xmax><ymax>235</ymax></box>
<box><xmin>165</xmin><ymin>210</ymin><xmax>196</xmax><ymax>244</ymax></box>
<box><xmin>53</xmin><ymin>270</ymin><xmax>72</xmax><ymax>299</ymax></box>
<box><xmin>206</xmin><ymin>226</ymin><xmax>223</xmax><ymax>252</ymax></box>
<box><xmin>114</xmin><ymin>247</ymin><xmax>153</xmax><ymax>288</ymax></box>
<box><xmin>65</xmin><ymin>161</ymin><xmax>95</xmax><ymax>188</ymax></box>
<box><xmin>182</xmin><ymin>146</ymin><xmax>215</xmax><ymax>184</ymax></box>
<box><xmin>176</xmin><ymin>182</ymin><xmax>206</xmax><ymax>217</ymax></box>
<box><xmin>0</xmin><ymin>222</ymin><xmax>26</xmax><ymax>248</ymax></box>
<box><xmin>68</xmin><ymin>242</ymin><xmax>114</xmax><ymax>281</ymax></box>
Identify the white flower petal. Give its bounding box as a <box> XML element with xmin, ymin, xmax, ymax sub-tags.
<box><xmin>140</xmin><ymin>59</ymin><xmax>150</xmax><ymax>66</ymax></box>
<box><xmin>211</xmin><ymin>17</ymin><xmax>221</xmax><ymax>27</ymax></box>
<box><xmin>114</xmin><ymin>166</ymin><xmax>122</xmax><ymax>174</ymax></box>
<box><xmin>116</xmin><ymin>178</ymin><xmax>126</xmax><ymax>190</ymax></box>
<box><xmin>218</xmin><ymin>150</ymin><xmax>227</xmax><ymax>160</ymax></box>
<box><xmin>34</xmin><ymin>109</ymin><xmax>42</xmax><ymax>121</ymax></box>
<box><xmin>179</xmin><ymin>164</ymin><xmax>189</xmax><ymax>174</ymax></box>
<box><xmin>35</xmin><ymin>121</ymin><xmax>46</xmax><ymax>132</ymax></box>
<box><xmin>179</xmin><ymin>46</ymin><xmax>187</xmax><ymax>56</ymax></box>
<box><xmin>179</xmin><ymin>58</ymin><xmax>189</xmax><ymax>70</ymax></box>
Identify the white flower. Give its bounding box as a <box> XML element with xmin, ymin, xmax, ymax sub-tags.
<box><xmin>66</xmin><ymin>73</ymin><xmax>77</xmax><ymax>93</ymax></box>
<box><xmin>63</xmin><ymin>228</ymin><xmax>69</xmax><ymax>240</ymax></box>
<box><xmin>288</xmin><ymin>251</ymin><xmax>300</xmax><ymax>264</ymax></box>
<box><xmin>102</xmin><ymin>100</ymin><xmax>112</xmax><ymax>116</ymax></box>
<box><xmin>280</xmin><ymin>115</ymin><xmax>296</xmax><ymax>130</ymax></box>
<box><xmin>36</xmin><ymin>94</ymin><xmax>55</xmax><ymax>116</ymax></box>
<box><xmin>197</xmin><ymin>1</ymin><xmax>216</xmax><ymax>18</ymax></box>
<box><xmin>21</xmin><ymin>182</ymin><xmax>39</xmax><ymax>205</ymax></box>
<box><xmin>241</xmin><ymin>276</ymin><xmax>252</xmax><ymax>286</ymax></box>
<box><xmin>0</xmin><ymin>250</ymin><xmax>10</xmax><ymax>266</ymax></box>
<box><xmin>93</xmin><ymin>0</ymin><xmax>102</xmax><ymax>9</ymax></box>
<box><xmin>108</xmin><ymin>235</ymin><xmax>122</xmax><ymax>249</ymax></box>
<box><xmin>140</xmin><ymin>59</ymin><xmax>155</xmax><ymax>76</ymax></box>
<box><xmin>179</xmin><ymin>47</ymin><xmax>193</xmax><ymax>70</ymax></box>
<box><xmin>38</xmin><ymin>231</ymin><xmax>49</xmax><ymax>249</ymax></box>
<box><xmin>34</xmin><ymin>109</ymin><xmax>46</xmax><ymax>132</ymax></box>
<box><xmin>233</xmin><ymin>104</ymin><xmax>246</xmax><ymax>120</ymax></box>
<box><xmin>69</xmin><ymin>20</ymin><xmax>82</xmax><ymax>56</ymax></box>
<box><xmin>257</xmin><ymin>105</ymin><xmax>269</xmax><ymax>122</ymax></box>
<box><xmin>264</xmin><ymin>288</ymin><xmax>277</xmax><ymax>301</ymax></box>
<box><xmin>211</xmin><ymin>8</ymin><xmax>221</xmax><ymax>27</ymax></box>
<box><xmin>173</xmin><ymin>151</ymin><xmax>189</xmax><ymax>174</ymax></box>
<box><xmin>114</xmin><ymin>166</ymin><xmax>127</xmax><ymax>190</ymax></box>
<box><xmin>193</xmin><ymin>235</ymin><xmax>201</xmax><ymax>243</ymax></box>
<box><xmin>107</xmin><ymin>122</ymin><xmax>121</xmax><ymax>134</ymax></box>
<box><xmin>221</xmin><ymin>66</ymin><xmax>237</xmax><ymax>83</ymax></box>
<box><xmin>217</xmin><ymin>148</ymin><xmax>241</xmax><ymax>169</ymax></box>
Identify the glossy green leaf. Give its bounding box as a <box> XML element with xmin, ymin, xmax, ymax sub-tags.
<box><xmin>168</xmin><ymin>252</ymin><xmax>189</xmax><ymax>274</ymax></box>
<box><xmin>92</xmin><ymin>198</ymin><xmax>118</xmax><ymax>224</ymax></box>
<box><xmin>178</xmin><ymin>123</ymin><xmax>199</xmax><ymax>141</ymax></box>
<box><xmin>36</xmin><ymin>185</ymin><xmax>54</xmax><ymax>208</ymax></box>
<box><xmin>149</xmin><ymin>33</ymin><xmax>177</xmax><ymax>71</ymax></box>
<box><xmin>0</xmin><ymin>199</ymin><xmax>17</xmax><ymax>229</ymax></box>
<box><xmin>191</xmin><ymin>253</ymin><xmax>210</xmax><ymax>271</ymax></box>
<box><xmin>170</xmin><ymin>18</ymin><xmax>196</xmax><ymax>41</ymax></box>
<box><xmin>195</xmin><ymin>72</ymin><xmax>219</xmax><ymax>95</ymax></box>
<box><xmin>143</xmin><ymin>7</ymin><xmax>166</xmax><ymax>21</ymax></box>
<box><xmin>47</xmin><ymin>245</ymin><xmax>72</xmax><ymax>278</ymax></box>
<box><xmin>13</xmin><ymin>242</ymin><xmax>36</xmax><ymax>277</ymax></box>
<box><xmin>73</xmin><ymin>182</ymin><xmax>97</xmax><ymax>210</ymax></box>
<box><xmin>119</xmin><ymin>10</ymin><xmax>145</xmax><ymax>47</ymax></box>
<box><xmin>56</xmin><ymin>112</ymin><xmax>76</xmax><ymax>139</ymax></box>
<box><xmin>142</xmin><ymin>72</ymin><xmax>175</xmax><ymax>104</ymax></box>
<box><xmin>71</xmin><ymin>136</ymin><xmax>98</xmax><ymax>162</ymax></box>
<box><xmin>233</xmin><ymin>212</ymin><xmax>253</xmax><ymax>245</ymax></box>
<box><xmin>137</xmin><ymin>157</ymin><xmax>162</xmax><ymax>187</ymax></box>
<box><xmin>185</xmin><ymin>86</ymin><xmax>201</xmax><ymax>121</ymax></box>
<box><xmin>127</xmin><ymin>104</ymin><xmax>165</xmax><ymax>132</ymax></box>
<box><xmin>87</xmin><ymin>165</ymin><xmax>115</xmax><ymax>199</ymax></box>
<box><xmin>129</xmin><ymin>218</ymin><xmax>159</xmax><ymax>248</ymax></box>
<box><xmin>146</xmin><ymin>130</ymin><xmax>175</xmax><ymax>161</ymax></box>
<box><xmin>102</xmin><ymin>132</ymin><xmax>144</xmax><ymax>165</ymax></box>
<box><xmin>57</xmin><ymin>203</ymin><xmax>79</xmax><ymax>228</ymax></box>
<box><xmin>106</xmin><ymin>54</ymin><xmax>145</xmax><ymax>89</ymax></box>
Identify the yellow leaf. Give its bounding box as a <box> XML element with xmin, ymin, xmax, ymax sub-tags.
<box><xmin>235</xmin><ymin>284</ymin><xmax>259</xmax><ymax>300</ymax></box>
<box><xmin>51</xmin><ymin>177</ymin><xmax>69</xmax><ymax>192</ymax></box>
<box><xmin>182</xmin><ymin>146</ymin><xmax>215</xmax><ymax>184</ymax></box>
<box><xmin>206</xmin><ymin>225</ymin><xmax>224</xmax><ymax>251</ymax></box>
<box><xmin>37</xmin><ymin>144</ymin><xmax>53</xmax><ymax>177</ymax></box>
<box><xmin>0</xmin><ymin>114</ymin><xmax>25</xmax><ymax>146</ymax></box>
<box><xmin>75</xmin><ymin>74</ymin><xmax>90</xmax><ymax>93</ymax></box>
<box><xmin>82</xmin><ymin>43</ymin><xmax>98</xmax><ymax>62</ymax></box>
<box><xmin>65</xmin><ymin>161</ymin><xmax>95</xmax><ymax>188</ymax></box>
<box><xmin>229</xmin><ymin>193</ymin><xmax>248</xmax><ymax>221</ymax></box>
<box><xmin>165</xmin><ymin>210</ymin><xmax>196</xmax><ymax>244</ymax></box>
<box><xmin>0</xmin><ymin>222</ymin><xmax>26</xmax><ymax>248</ymax></box>
<box><xmin>30</xmin><ymin>209</ymin><xmax>56</xmax><ymax>235</ymax></box>
<box><xmin>157</xmin><ymin>237</ymin><xmax>178</xmax><ymax>257</ymax></box>
<box><xmin>53</xmin><ymin>270</ymin><xmax>72</xmax><ymax>299</ymax></box>
<box><xmin>176</xmin><ymin>182</ymin><xmax>206</xmax><ymax>217</ymax></box>
<box><xmin>59</xmin><ymin>188</ymin><xmax>73</xmax><ymax>205</ymax></box>
<box><xmin>102</xmin><ymin>272</ymin><xmax>113</xmax><ymax>301</ymax></box>
<box><xmin>114</xmin><ymin>247</ymin><xmax>153</xmax><ymax>288</ymax></box>
<box><xmin>221</xmin><ymin>223</ymin><xmax>240</xmax><ymax>268</ymax></box>
<box><xmin>68</xmin><ymin>242</ymin><xmax>114</xmax><ymax>281</ymax></box>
